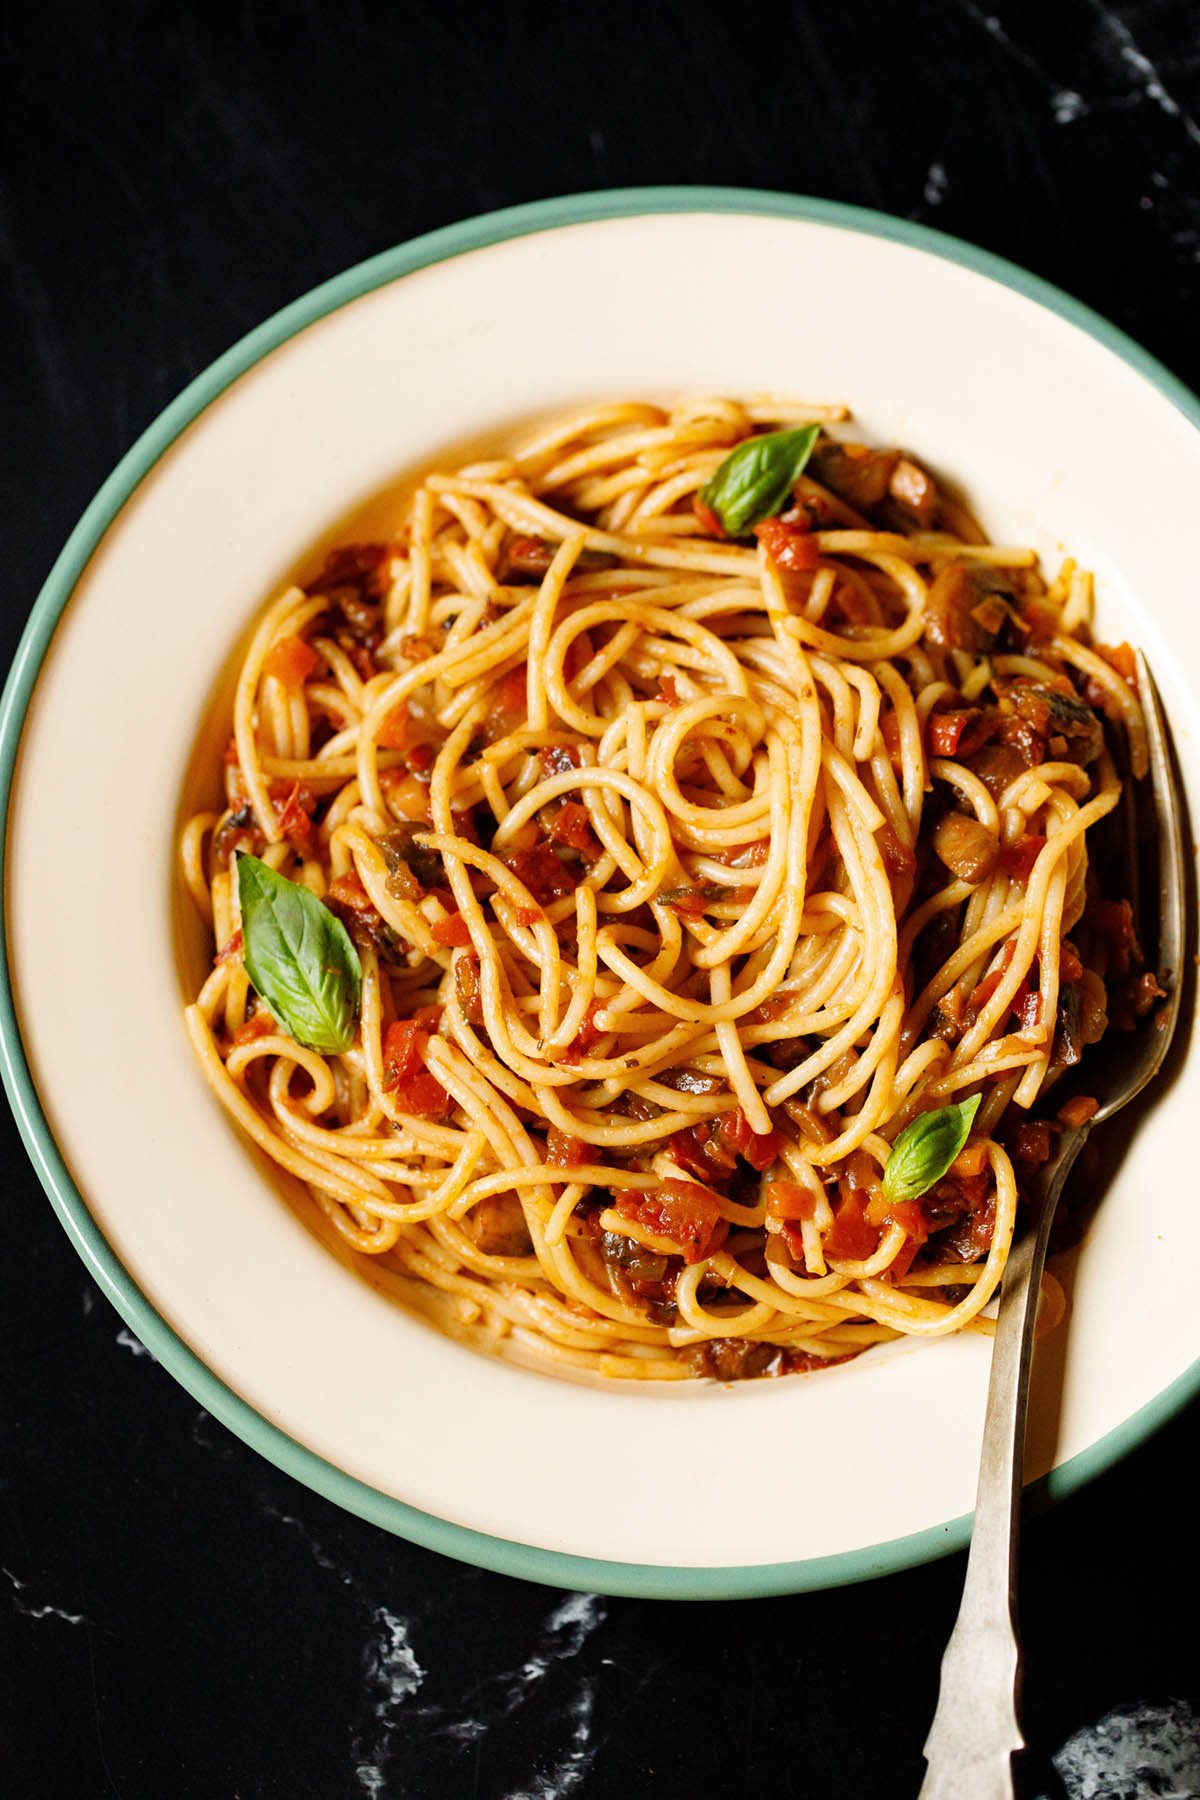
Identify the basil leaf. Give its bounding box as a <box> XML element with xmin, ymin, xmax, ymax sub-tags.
<box><xmin>236</xmin><ymin>854</ymin><xmax>362</xmax><ymax>1054</ymax></box>
<box><xmin>699</xmin><ymin>424</ymin><xmax>821</xmax><ymax>537</ymax></box>
<box><xmin>882</xmin><ymin>1095</ymin><xmax>983</xmax><ymax>1204</ymax></box>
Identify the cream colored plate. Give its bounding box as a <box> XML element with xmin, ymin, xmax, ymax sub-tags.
<box><xmin>3</xmin><ymin>192</ymin><xmax>1197</xmax><ymax>1595</ymax></box>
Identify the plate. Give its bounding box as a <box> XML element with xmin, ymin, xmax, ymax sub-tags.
<box><xmin>2</xmin><ymin>188</ymin><xmax>1198</xmax><ymax>1599</ymax></box>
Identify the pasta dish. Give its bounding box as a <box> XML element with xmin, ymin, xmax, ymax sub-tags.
<box><xmin>179</xmin><ymin>397</ymin><xmax>1154</xmax><ymax>1381</ymax></box>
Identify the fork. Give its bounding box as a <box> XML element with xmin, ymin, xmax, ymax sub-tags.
<box><xmin>918</xmin><ymin>652</ymin><xmax>1187</xmax><ymax>1800</ymax></box>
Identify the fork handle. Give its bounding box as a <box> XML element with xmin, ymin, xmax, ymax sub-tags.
<box><xmin>919</xmin><ymin>1141</ymin><xmax>1081</xmax><ymax>1799</ymax></box>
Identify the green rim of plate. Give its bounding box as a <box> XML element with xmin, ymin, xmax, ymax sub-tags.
<box><xmin>2</xmin><ymin>186</ymin><xmax>1197</xmax><ymax>1600</ymax></box>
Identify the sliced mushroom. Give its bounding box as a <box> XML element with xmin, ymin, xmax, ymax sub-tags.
<box><xmin>925</xmin><ymin>562</ymin><xmax>1018</xmax><ymax>653</ymax></box>
<box><xmin>469</xmin><ymin>1194</ymin><xmax>534</xmax><ymax>1257</ymax></box>
<box><xmin>808</xmin><ymin>442</ymin><xmax>899</xmax><ymax>510</ymax></box>
<box><xmin>966</xmin><ymin>743</ymin><xmax>1029</xmax><ymax>797</ymax></box>
<box><xmin>932</xmin><ymin>813</ymin><xmax>1000</xmax><ymax>884</ymax></box>
<box><xmin>888</xmin><ymin>457</ymin><xmax>939</xmax><ymax>527</ymax></box>
<box><xmin>684</xmin><ymin>1337</ymin><xmax>781</xmax><ymax>1380</ymax></box>
<box><xmin>1008</xmin><ymin>681</ymin><xmax>1104</xmax><ymax>767</ymax></box>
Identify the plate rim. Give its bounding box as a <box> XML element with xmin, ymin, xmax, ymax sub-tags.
<box><xmin>2</xmin><ymin>183</ymin><xmax>1198</xmax><ymax>1600</ymax></box>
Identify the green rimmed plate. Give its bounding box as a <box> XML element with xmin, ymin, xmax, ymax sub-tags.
<box><xmin>2</xmin><ymin>188</ymin><xmax>1197</xmax><ymax>1598</ymax></box>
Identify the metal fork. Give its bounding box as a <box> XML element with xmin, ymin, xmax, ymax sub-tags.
<box><xmin>919</xmin><ymin>653</ymin><xmax>1187</xmax><ymax>1800</ymax></box>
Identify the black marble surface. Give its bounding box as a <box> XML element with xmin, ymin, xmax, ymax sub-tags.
<box><xmin>3</xmin><ymin>4</ymin><xmax>1200</xmax><ymax>1796</ymax></box>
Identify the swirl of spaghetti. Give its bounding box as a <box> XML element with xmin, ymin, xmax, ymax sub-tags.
<box><xmin>179</xmin><ymin>396</ymin><xmax>1147</xmax><ymax>1383</ymax></box>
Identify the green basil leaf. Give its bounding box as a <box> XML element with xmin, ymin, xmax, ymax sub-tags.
<box><xmin>699</xmin><ymin>424</ymin><xmax>821</xmax><ymax>536</ymax></box>
<box><xmin>236</xmin><ymin>854</ymin><xmax>362</xmax><ymax>1054</ymax></box>
<box><xmin>882</xmin><ymin>1095</ymin><xmax>983</xmax><ymax>1204</ymax></box>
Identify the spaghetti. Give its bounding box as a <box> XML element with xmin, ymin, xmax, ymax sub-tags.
<box><xmin>179</xmin><ymin>397</ymin><xmax>1152</xmax><ymax>1382</ymax></box>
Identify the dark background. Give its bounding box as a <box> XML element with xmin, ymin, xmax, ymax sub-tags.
<box><xmin>3</xmin><ymin>3</ymin><xmax>1198</xmax><ymax>1797</ymax></box>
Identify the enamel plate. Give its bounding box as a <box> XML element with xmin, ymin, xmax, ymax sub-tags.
<box><xmin>2</xmin><ymin>190</ymin><xmax>1198</xmax><ymax>1598</ymax></box>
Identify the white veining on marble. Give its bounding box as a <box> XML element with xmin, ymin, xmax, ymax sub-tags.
<box><xmin>114</xmin><ymin>1327</ymin><xmax>153</xmax><ymax>1360</ymax></box>
<box><xmin>508</xmin><ymin>1679</ymin><xmax>598</xmax><ymax>1800</ymax></box>
<box><xmin>439</xmin><ymin>1715</ymin><xmax>489</xmax><ymax>1745</ymax></box>
<box><xmin>958</xmin><ymin>5</ymin><xmax>1040</xmax><ymax>72</ymax></box>
<box><xmin>1091</xmin><ymin>4</ymin><xmax>1200</xmax><ymax>148</ymax></box>
<box><xmin>255</xmin><ymin>1501</ymin><xmax>431</xmax><ymax>1796</ymax></box>
<box><xmin>960</xmin><ymin>0</ymin><xmax>1200</xmax><ymax>273</ymax></box>
<box><xmin>956</xmin><ymin>0</ymin><xmax>1085</xmax><ymax>126</ymax></box>
<box><xmin>429</xmin><ymin>1591</ymin><xmax>611</xmax><ymax>1756</ymax></box>
<box><xmin>924</xmin><ymin>162</ymin><xmax>949</xmax><ymax>206</ymax></box>
<box><xmin>261</xmin><ymin>1503</ymin><xmax>358</xmax><ymax>1587</ymax></box>
<box><xmin>366</xmin><ymin>1609</ymin><xmax>426</xmax><ymax>1710</ymax></box>
<box><xmin>3</xmin><ymin>1564</ymin><xmax>87</xmax><ymax>1627</ymax></box>
<box><xmin>519</xmin><ymin>1591</ymin><xmax>606</xmax><ymax>1685</ymax></box>
<box><xmin>1042</xmin><ymin>1697</ymin><xmax>1200</xmax><ymax>1799</ymax></box>
<box><xmin>189</xmin><ymin>1404</ymin><xmax>230</xmax><ymax>1461</ymax></box>
<box><xmin>959</xmin><ymin>0</ymin><xmax>1200</xmax><ymax>149</ymax></box>
<box><xmin>449</xmin><ymin>1592</ymin><xmax>607</xmax><ymax>1793</ymax></box>
<box><xmin>232</xmin><ymin>1521</ymin><xmax>607</xmax><ymax>1794</ymax></box>
<box><xmin>1052</xmin><ymin>88</ymin><xmax>1088</xmax><ymax>124</ymax></box>
<box><xmin>1138</xmin><ymin>178</ymin><xmax>1200</xmax><ymax>263</ymax></box>
<box><xmin>190</xmin><ymin>1406</ymin><xmax>235</xmax><ymax>1460</ymax></box>
<box><xmin>353</xmin><ymin>1608</ymin><xmax>426</xmax><ymax>1798</ymax></box>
